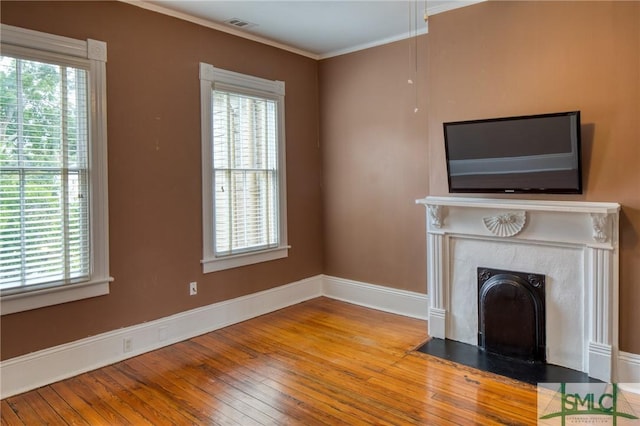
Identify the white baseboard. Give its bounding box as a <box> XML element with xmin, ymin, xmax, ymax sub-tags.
<box><xmin>322</xmin><ymin>275</ymin><xmax>429</xmax><ymax>320</ymax></box>
<box><xmin>618</xmin><ymin>351</ymin><xmax>640</xmax><ymax>395</ymax></box>
<box><xmin>588</xmin><ymin>341</ymin><xmax>613</xmax><ymax>383</ymax></box>
<box><xmin>0</xmin><ymin>275</ymin><xmax>323</xmax><ymax>399</ymax></box>
<box><xmin>428</xmin><ymin>308</ymin><xmax>447</xmax><ymax>339</ymax></box>
<box><xmin>3</xmin><ymin>273</ymin><xmax>637</xmax><ymax>399</ymax></box>
<box><xmin>0</xmin><ymin>274</ymin><xmax>429</xmax><ymax>399</ymax></box>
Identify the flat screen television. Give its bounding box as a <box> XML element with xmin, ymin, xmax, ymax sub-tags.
<box><xmin>443</xmin><ymin>111</ymin><xmax>582</xmax><ymax>194</ymax></box>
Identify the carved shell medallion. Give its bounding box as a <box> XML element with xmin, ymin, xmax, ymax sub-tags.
<box><xmin>482</xmin><ymin>211</ymin><xmax>526</xmax><ymax>237</ymax></box>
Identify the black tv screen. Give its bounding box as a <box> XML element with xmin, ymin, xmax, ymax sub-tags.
<box><xmin>443</xmin><ymin>111</ymin><xmax>582</xmax><ymax>194</ymax></box>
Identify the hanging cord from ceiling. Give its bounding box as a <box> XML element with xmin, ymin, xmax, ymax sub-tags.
<box><xmin>408</xmin><ymin>0</ymin><xmax>428</xmax><ymax>113</ymax></box>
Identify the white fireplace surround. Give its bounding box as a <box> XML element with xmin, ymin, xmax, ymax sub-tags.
<box><xmin>416</xmin><ymin>196</ymin><xmax>620</xmax><ymax>382</ymax></box>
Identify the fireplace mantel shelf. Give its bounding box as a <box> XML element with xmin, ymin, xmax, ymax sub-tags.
<box><xmin>416</xmin><ymin>196</ymin><xmax>620</xmax><ymax>215</ymax></box>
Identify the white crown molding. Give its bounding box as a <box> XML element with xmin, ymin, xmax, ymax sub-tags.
<box><xmin>426</xmin><ymin>0</ymin><xmax>486</xmax><ymax>16</ymax></box>
<box><xmin>120</xmin><ymin>1</ymin><xmax>486</xmax><ymax>60</ymax></box>
<box><xmin>319</xmin><ymin>1</ymin><xmax>490</xmax><ymax>59</ymax></box>
<box><xmin>318</xmin><ymin>27</ymin><xmax>429</xmax><ymax>60</ymax></box>
<box><xmin>119</xmin><ymin>0</ymin><xmax>320</xmax><ymax>60</ymax></box>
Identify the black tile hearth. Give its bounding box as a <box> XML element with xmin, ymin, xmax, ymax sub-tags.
<box><xmin>416</xmin><ymin>338</ymin><xmax>601</xmax><ymax>385</ymax></box>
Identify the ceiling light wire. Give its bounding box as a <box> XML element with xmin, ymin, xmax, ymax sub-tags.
<box><xmin>414</xmin><ymin>0</ymin><xmax>419</xmax><ymax>113</ymax></box>
<box><xmin>407</xmin><ymin>0</ymin><xmax>420</xmax><ymax>113</ymax></box>
<box><xmin>408</xmin><ymin>1</ymin><xmax>413</xmax><ymax>87</ymax></box>
<box><xmin>406</xmin><ymin>0</ymin><xmax>428</xmax><ymax>113</ymax></box>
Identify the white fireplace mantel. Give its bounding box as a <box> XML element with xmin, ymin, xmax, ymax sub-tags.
<box><xmin>416</xmin><ymin>196</ymin><xmax>620</xmax><ymax>382</ymax></box>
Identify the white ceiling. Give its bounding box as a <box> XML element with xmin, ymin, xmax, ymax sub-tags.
<box><xmin>131</xmin><ymin>1</ymin><xmax>483</xmax><ymax>59</ymax></box>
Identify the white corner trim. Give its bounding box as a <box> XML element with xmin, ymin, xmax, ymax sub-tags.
<box><xmin>618</xmin><ymin>351</ymin><xmax>640</xmax><ymax>395</ymax></box>
<box><xmin>322</xmin><ymin>275</ymin><xmax>429</xmax><ymax>320</ymax></box>
<box><xmin>87</xmin><ymin>39</ymin><xmax>107</xmax><ymax>61</ymax></box>
<box><xmin>0</xmin><ymin>275</ymin><xmax>323</xmax><ymax>399</ymax></box>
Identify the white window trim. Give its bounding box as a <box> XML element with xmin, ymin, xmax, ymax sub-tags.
<box><xmin>0</xmin><ymin>24</ymin><xmax>112</xmax><ymax>315</ymax></box>
<box><xmin>199</xmin><ymin>62</ymin><xmax>288</xmax><ymax>273</ymax></box>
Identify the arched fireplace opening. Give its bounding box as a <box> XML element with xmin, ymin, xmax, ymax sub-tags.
<box><xmin>477</xmin><ymin>267</ymin><xmax>546</xmax><ymax>363</ymax></box>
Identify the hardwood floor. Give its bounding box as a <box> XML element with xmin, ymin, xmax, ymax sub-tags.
<box><xmin>0</xmin><ymin>297</ymin><xmax>598</xmax><ymax>425</ymax></box>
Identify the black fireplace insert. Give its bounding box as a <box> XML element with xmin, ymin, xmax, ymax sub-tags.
<box><xmin>477</xmin><ymin>267</ymin><xmax>546</xmax><ymax>363</ymax></box>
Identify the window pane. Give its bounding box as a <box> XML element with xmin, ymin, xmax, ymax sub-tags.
<box><xmin>0</xmin><ymin>55</ymin><xmax>90</xmax><ymax>291</ymax></box>
<box><xmin>212</xmin><ymin>89</ymin><xmax>279</xmax><ymax>256</ymax></box>
<box><xmin>0</xmin><ymin>56</ymin><xmax>19</xmax><ymax>167</ymax></box>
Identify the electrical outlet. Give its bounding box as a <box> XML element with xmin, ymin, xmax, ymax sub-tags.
<box><xmin>189</xmin><ymin>281</ymin><xmax>197</xmax><ymax>296</ymax></box>
<box><xmin>123</xmin><ymin>337</ymin><xmax>133</xmax><ymax>353</ymax></box>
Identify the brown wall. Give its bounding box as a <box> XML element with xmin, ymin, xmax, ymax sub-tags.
<box><xmin>0</xmin><ymin>1</ymin><xmax>323</xmax><ymax>360</ymax></box>
<box><xmin>321</xmin><ymin>1</ymin><xmax>640</xmax><ymax>353</ymax></box>
<box><xmin>319</xmin><ymin>39</ymin><xmax>429</xmax><ymax>292</ymax></box>
<box><xmin>2</xmin><ymin>0</ymin><xmax>639</xmax><ymax>361</ymax></box>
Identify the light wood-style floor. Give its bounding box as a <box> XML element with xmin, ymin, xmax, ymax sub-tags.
<box><xmin>2</xmin><ymin>297</ymin><xmax>549</xmax><ymax>425</ymax></box>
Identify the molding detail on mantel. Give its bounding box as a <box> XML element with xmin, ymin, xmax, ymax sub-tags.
<box><xmin>482</xmin><ymin>211</ymin><xmax>526</xmax><ymax>237</ymax></box>
<box><xmin>427</xmin><ymin>204</ymin><xmax>445</xmax><ymax>228</ymax></box>
<box><xmin>591</xmin><ymin>213</ymin><xmax>612</xmax><ymax>243</ymax></box>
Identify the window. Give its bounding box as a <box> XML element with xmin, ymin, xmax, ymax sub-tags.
<box><xmin>199</xmin><ymin>63</ymin><xmax>288</xmax><ymax>273</ymax></box>
<box><xmin>0</xmin><ymin>25</ymin><xmax>110</xmax><ymax>314</ymax></box>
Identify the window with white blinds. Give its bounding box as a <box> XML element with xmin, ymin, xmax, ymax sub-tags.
<box><xmin>0</xmin><ymin>24</ymin><xmax>110</xmax><ymax>314</ymax></box>
<box><xmin>0</xmin><ymin>56</ymin><xmax>90</xmax><ymax>290</ymax></box>
<box><xmin>213</xmin><ymin>90</ymin><xmax>279</xmax><ymax>256</ymax></box>
<box><xmin>200</xmin><ymin>63</ymin><xmax>288</xmax><ymax>273</ymax></box>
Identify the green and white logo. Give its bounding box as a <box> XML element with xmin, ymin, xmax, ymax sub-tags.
<box><xmin>538</xmin><ymin>383</ymin><xmax>640</xmax><ymax>425</ymax></box>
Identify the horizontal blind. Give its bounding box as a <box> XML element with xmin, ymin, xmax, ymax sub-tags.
<box><xmin>212</xmin><ymin>89</ymin><xmax>279</xmax><ymax>256</ymax></box>
<box><xmin>0</xmin><ymin>55</ymin><xmax>90</xmax><ymax>291</ymax></box>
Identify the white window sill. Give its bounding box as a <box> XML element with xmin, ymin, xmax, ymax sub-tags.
<box><xmin>1</xmin><ymin>277</ymin><xmax>113</xmax><ymax>315</ymax></box>
<box><xmin>202</xmin><ymin>246</ymin><xmax>289</xmax><ymax>273</ymax></box>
